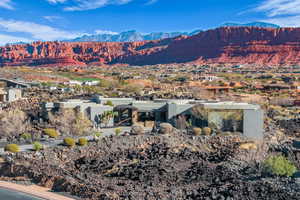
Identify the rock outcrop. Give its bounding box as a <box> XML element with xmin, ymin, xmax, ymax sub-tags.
<box><xmin>2</xmin><ymin>27</ymin><xmax>300</xmax><ymax>66</ymax></box>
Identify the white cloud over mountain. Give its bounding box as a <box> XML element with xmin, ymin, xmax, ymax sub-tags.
<box><xmin>0</xmin><ymin>34</ymin><xmax>32</xmax><ymax>45</ymax></box>
<box><xmin>256</xmin><ymin>0</ymin><xmax>300</xmax><ymax>27</ymax></box>
<box><xmin>95</xmin><ymin>30</ymin><xmax>118</xmax><ymax>35</ymax></box>
<box><xmin>0</xmin><ymin>18</ymin><xmax>83</xmax><ymax>41</ymax></box>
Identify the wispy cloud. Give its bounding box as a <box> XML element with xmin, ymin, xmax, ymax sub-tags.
<box><xmin>0</xmin><ymin>0</ymin><xmax>14</xmax><ymax>10</ymax></box>
<box><xmin>43</xmin><ymin>15</ymin><xmax>63</xmax><ymax>22</ymax></box>
<box><xmin>0</xmin><ymin>34</ymin><xmax>32</xmax><ymax>45</ymax></box>
<box><xmin>255</xmin><ymin>0</ymin><xmax>300</xmax><ymax>27</ymax></box>
<box><xmin>46</xmin><ymin>0</ymin><xmax>156</xmax><ymax>11</ymax></box>
<box><xmin>0</xmin><ymin>18</ymin><xmax>83</xmax><ymax>40</ymax></box>
<box><xmin>256</xmin><ymin>0</ymin><xmax>300</xmax><ymax>17</ymax></box>
<box><xmin>64</xmin><ymin>0</ymin><xmax>132</xmax><ymax>11</ymax></box>
<box><xmin>263</xmin><ymin>15</ymin><xmax>300</xmax><ymax>27</ymax></box>
<box><xmin>145</xmin><ymin>0</ymin><xmax>157</xmax><ymax>5</ymax></box>
<box><xmin>47</xmin><ymin>0</ymin><xmax>68</xmax><ymax>4</ymax></box>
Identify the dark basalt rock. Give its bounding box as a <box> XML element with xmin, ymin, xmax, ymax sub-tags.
<box><xmin>1</xmin><ymin>134</ymin><xmax>300</xmax><ymax>199</ymax></box>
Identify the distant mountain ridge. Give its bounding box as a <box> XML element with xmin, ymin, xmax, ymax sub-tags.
<box><xmin>221</xmin><ymin>22</ymin><xmax>280</xmax><ymax>29</ymax></box>
<box><xmin>3</xmin><ymin>22</ymin><xmax>281</xmax><ymax>46</ymax></box>
<box><xmin>66</xmin><ymin>30</ymin><xmax>202</xmax><ymax>42</ymax></box>
<box><xmin>2</xmin><ymin>26</ymin><xmax>300</xmax><ymax>67</ymax></box>
<box><xmin>66</xmin><ymin>22</ymin><xmax>280</xmax><ymax>43</ymax></box>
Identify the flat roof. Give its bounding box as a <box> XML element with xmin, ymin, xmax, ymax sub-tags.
<box><xmin>199</xmin><ymin>102</ymin><xmax>260</xmax><ymax>110</ymax></box>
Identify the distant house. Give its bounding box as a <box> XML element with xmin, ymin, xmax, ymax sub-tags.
<box><xmin>0</xmin><ymin>88</ymin><xmax>22</xmax><ymax>103</ymax></box>
<box><xmin>262</xmin><ymin>84</ymin><xmax>291</xmax><ymax>91</ymax></box>
<box><xmin>0</xmin><ymin>78</ymin><xmax>30</xmax><ymax>88</ymax></box>
<box><xmin>65</xmin><ymin>80</ymin><xmax>82</xmax><ymax>86</ymax></box>
<box><xmin>83</xmin><ymin>80</ymin><xmax>100</xmax><ymax>86</ymax></box>
<box><xmin>199</xmin><ymin>75</ymin><xmax>219</xmax><ymax>82</ymax></box>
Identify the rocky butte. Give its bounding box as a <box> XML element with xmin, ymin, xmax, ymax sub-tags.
<box><xmin>1</xmin><ymin>26</ymin><xmax>300</xmax><ymax>67</ymax></box>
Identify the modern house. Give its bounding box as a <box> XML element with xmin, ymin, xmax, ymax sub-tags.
<box><xmin>42</xmin><ymin>96</ymin><xmax>264</xmax><ymax>139</ymax></box>
<box><xmin>0</xmin><ymin>78</ymin><xmax>30</xmax><ymax>89</ymax></box>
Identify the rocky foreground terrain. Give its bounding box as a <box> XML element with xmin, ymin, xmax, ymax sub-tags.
<box><xmin>3</xmin><ymin>27</ymin><xmax>300</xmax><ymax>66</ymax></box>
<box><xmin>1</xmin><ymin>132</ymin><xmax>300</xmax><ymax>200</ymax></box>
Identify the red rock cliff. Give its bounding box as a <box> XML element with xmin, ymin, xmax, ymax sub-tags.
<box><xmin>2</xmin><ymin>27</ymin><xmax>300</xmax><ymax>66</ymax></box>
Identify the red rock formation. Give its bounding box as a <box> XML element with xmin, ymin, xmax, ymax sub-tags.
<box><xmin>2</xmin><ymin>27</ymin><xmax>300</xmax><ymax>66</ymax></box>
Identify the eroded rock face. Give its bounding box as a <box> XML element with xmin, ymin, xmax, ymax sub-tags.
<box><xmin>2</xmin><ymin>27</ymin><xmax>300</xmax><ymax>66</ymax></box>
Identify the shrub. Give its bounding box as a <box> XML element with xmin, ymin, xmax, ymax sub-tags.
<box><xmin>78</xmin><ymin>138</ymin><xmax>88</xmax><ymax>146</ymax></box>
<box><xmin>63</xmin><ymin>137</ymin><xmax>75</xmax><ymax>147</ymax></box>
<box><xmin>105</xmin><ymin>100</ymin><xmax>114</xmax><ymax>107</ymax></box>
<box><xmin>193</xmin><ymin>127</ymin><xmax>202</xmax><ymax>136</ymax></box>
<box><xmin>115</xmin><ymin>128</ymin><xmax>122</xmax><ymax>136</ymax></box>
<box><xmin>159</xmin><ymin>123</ymin><xmax>173</xmax><ymax>134</ymax></box>
<box><xmin>5</xmin><ymin>144</ymin><xmax>20</xmax><ymax>153</ymax></box>
<box><xmin>21</xmin><ymin>133</ymin><xmax>31</xmax><ymax>140</ymax></box>
<box><xmin>94</xmin><ymin>132</ymin><xmax>102</xmax><ymax>137</ymax></box>
<box><xmin>32</xmin><ymin>141</ymin><xmax>43</xmax><ymax>151</ymax></box>
<box><xmin>202</xmin><ymin>127</ymin><xmax>212</xmax><ymax>136</ymax></box>
<box><xmin>44</xmin><ymin>128</ymin><xmax>59</xmax><ymax>138</ymax></box>
<box><xmin>131</xmin><ymin>124</ymin><xmax>144</xmax><ymax>135</ymax></box>
<box><xmin>264</xmin><ymin>155</ymin><xmax>297</xmax><ymax>177</ymax></box>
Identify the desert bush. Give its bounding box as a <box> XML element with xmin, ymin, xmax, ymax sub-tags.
<box><xmin>44</xmin><ymin>128</ymin><xmax>59</xmax><ymax>138</ymax></box>
<box><xmin>193</xmin><ymin>127</ymin><xmax>202</xmax><ymax>136</ymax></box>
<box><xmin>123</xmin><ymin>83</ymin><xmax>144</xmax><ymax>94</ymax></box>
<box><xmin>94</xmin><ymin>132</ymin><xmax>102</xmax><ymax>137</ymax></box>
<box><xmin>159</xmin><ymin>123</ymin><xmax>173</xmax><ymax>134</ymax></box>
<box><xmin>0</xmin><ymin>109</ymin><xmax>30</xmax><ymax>138</ymax></box>
<box><xmin>32</xmin><ymin>141</ymin><xmax>43</xmax><ymax>151</ymax></box>
<box><xmin>78</xmin><ymin>138</ymin><xmax>88</xmax><ymax>146</ymax></box>
<box><xmin>63</xmin><ymin>137</ymin><xmax>76</xmax><ymax>147</ymax></box>
<box><xmin>99</xmin><ymin>111</ymin><xmax>117</xmax><ymax>128</ymax></box>
<box><xmin>105</xmin><ymin>100</ymin><xmax>114</xmax><ymax>107</ymax></box>
<box><xmin>48</xmin><ymin>109</ymin><xmax>92</xmax><ymax>136</ymax></box>
<box><xmin>202</xmin><ymin>127</ymin><xmax>212</xmax><ymax>136</ymax></box>
<box><xmin>115</xmin><ymin>128</ymin><xmax>122</xmax><ymax>136</ymax></box>
<box><xmin>21</xmin><ymin>133</ymin><xmax>31</xmax><ymax>140</ymax></box>
<box><xmin>263</xmin><ymin>155</ymin><xmax>297</xmax><ymax>177</ymax></box>
<box><xmin>5</xmin><ymin>144</ymin><xmax>20</xmax><ymax>153</ymax></box>
<box><xmin>131</xmin><ymin>124</ymin><xmax>144</xmax><ymax>135</ymax></box>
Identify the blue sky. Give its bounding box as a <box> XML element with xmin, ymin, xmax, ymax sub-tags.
<box><xmin>0</xmin><ymin>0</ymin><xmax>300</xmax><ymax>44</ymax></box>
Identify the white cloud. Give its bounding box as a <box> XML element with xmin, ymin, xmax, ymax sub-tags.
<box><xmin>47</xmin><ymin>0</ymin><xmax>68</xmax><ymax>4</ymax></box>
<box><xmin>95</xmin><ymin>30</ymin><xmax>118</xmax><ymax>35</ymax></box>
<box><xmin>0</xmin><ymin>18</ymin><xmax>83</xmax><ymax>41</ymax></box>
<box><xmin>0</xmin><ymin>34</ymin><xmax>32</xmax><ymax>46</ymax></box>
<box><xmin>46</xmin><ymin>0</ymin><xmax>156</xmax><ymax>11</ymax></box>
<box><xmin>64</xmin><ymin>0</ymin><xmax>132</xmax><ymax>11</ymax></box>
<box><xmin>263</xmin><ymin>15</ymin><xmax>300</xmax><ymax>27</ymax></box>
<box><xmin>255</xmin><ymin>0</ymin><xmax>300</xmax><ymax>27</ymax></box>
<box><xmin>0</xmin><ymin>0</ymin><xmax>14</xmax><ymax>10</ymax></box>
<box><xmin>145</xmin><ymin>0</ymin><xmax>157</xmax><ymax>5</ymax></box>
<box><xmin>43</xmin><ymin>15</ymin><xmax>63</xmax><ymax>22</ymax></box>
<box><xmin>256</xmin><ymin>0</ymin><xmax>300</xmax><ymax>17</ymax></box>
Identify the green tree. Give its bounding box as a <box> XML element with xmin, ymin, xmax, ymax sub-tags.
<box><xmin>99</xmin><ymin>111</ymin><xmax>118</xmax><ymax>127</ymax></box>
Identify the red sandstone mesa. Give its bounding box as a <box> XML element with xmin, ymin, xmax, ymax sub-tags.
<box><xmin>1</xmin><ymin>27</ymin><xmax>300</xmax><ymax>66</ymax></box>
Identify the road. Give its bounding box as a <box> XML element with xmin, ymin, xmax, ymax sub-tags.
<box><xmin>0</xmin><ymin>181</ymin><xmax>76</xmax><ymax>200</ymax></box>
